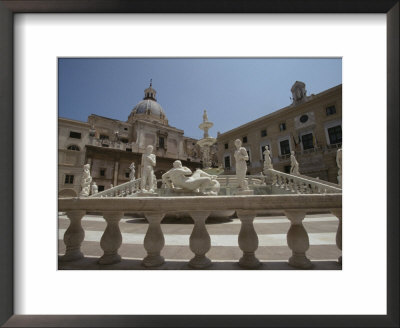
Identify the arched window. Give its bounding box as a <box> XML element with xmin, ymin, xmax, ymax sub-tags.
<box><xmin>67</xmin><ymin>145</ymin><xmax>80</xmax><ymax>151</ymax></box>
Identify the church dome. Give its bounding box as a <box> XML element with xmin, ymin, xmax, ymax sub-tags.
<box><xmin>132</xmin><ymin>99</ymin><xmax>165</xmax><ymax>117</ymax></box>
<box><xmin>129</xmin><ymin>81</ymin><xmax>168</xmax><ymax>124</ymax></box>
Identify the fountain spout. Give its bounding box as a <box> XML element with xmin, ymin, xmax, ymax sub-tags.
<box><xmin>197</xmin><ymin>109</ymin><xmax>217</xmax><ymax>169</ymax></box>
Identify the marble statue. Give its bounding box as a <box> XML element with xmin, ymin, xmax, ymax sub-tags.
<box><xmin>91</xmin><ymin>182</ymin><xmax>98</xmax><ymax>195</ymax></box>
<box><xmin>234</xmin><ymin>139</ymin><xmax>249</xmax><ymax>190</ymax></box>
<box><xmin>79</xmin><ymin>164</ymin><xmax>92</xmax><ymax>197</ymax></box>
<box><xmin>141</xmin><ymin>145</ymin><xmax>156</xmax><ymax>192</ymax></box>
<box><xmin>263</xmin><ymin>146</ymin><xmax>273</xmax><ymax>172</ymax></box>
<box><xmin>203</xmin><ymin>109</ymin><xmax>208</xmax><ymax>122</ymax></box>
<box><xmin>129</xmin><ymin>162</ymin><xmax>136</xmax><ymax>181</ymax></box>
<box><xmin>152</xmin><ymin>172</ymin><xmax>158</xmax><ymax>191</ymax></box>
<box><xmin>162</xmin><ymin>160</ymin><xmax>220</xmax><ymax>195</ymax></box>
<box><xmin>336</xmin><ymin>148</ymin><xmax>342</xmax><ymax>186</ymax></box>
<box><xmin>290</xmin><ymin>151</ymin><xmax>300</xmax><ymax>175</ymax></box>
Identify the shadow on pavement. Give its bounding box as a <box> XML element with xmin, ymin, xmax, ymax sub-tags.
<box><xmin>58</xmin><ymin>256</ymin><xmax>342</xmax><ymax>270</ymax></box>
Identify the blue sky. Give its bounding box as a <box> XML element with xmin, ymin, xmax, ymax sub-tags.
<box><xmin>58</xmin><ymin>58</ymin><xmax>341</xmax><ymax>139</ymax></box>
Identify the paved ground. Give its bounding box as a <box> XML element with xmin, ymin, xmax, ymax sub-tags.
<box><xmin>58</xmin><ymin>213</ymin><xmax>341</xmax><ymax>270</ymax></box>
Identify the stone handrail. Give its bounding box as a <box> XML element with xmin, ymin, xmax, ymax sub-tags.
<box><xmin>217</xmin><ymin>175</ymin><xmax>265</xmax><ymax>188</ymax></box>
<box><xmin>297</xmin><ymin>174</ymin><xmax>341</xmax><ymax>188</ymax></box>
<box><xmin>59</xmin><ymin>194</ymin><xmax>342</xmax><ymax>269</ymax></box>
<box><xmin>90</xmin><ymin>178</ymin><xmax>142</xmax><ymax>198</ymax></box>
<box><xmin>265</xmin><ymin>169</ymin><xmax>342</xmax><ymax>194</ymax></box>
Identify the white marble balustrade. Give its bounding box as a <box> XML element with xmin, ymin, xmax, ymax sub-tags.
<box><xmin>59</xmin><ymin>194</ymin><xmax>342</xmax><ymax>269</ymax></box>
<box><xmin>91</xmin><ymin>178</ymin><xmax>142</xmax><ymax>198</ymax></box>
<box><xmin>266</xmin><ymin>169</ymin><xmax>342</xmax><ymax>194</ymax></box>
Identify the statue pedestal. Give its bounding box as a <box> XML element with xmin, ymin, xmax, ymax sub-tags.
<box><xmin>235</xmin><ymin>189</ymin><xmax>254</xmax><ymax>195</ymax></box>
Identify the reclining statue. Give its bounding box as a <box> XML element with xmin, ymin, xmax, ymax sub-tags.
<box><xmin>162</xmin><ymin>160</ymin><xmax>220</xmax><ymax>195</ymax></box>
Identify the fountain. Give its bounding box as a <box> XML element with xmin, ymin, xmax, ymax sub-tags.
<box><xmin>197</xmin><ymin>110</ymin><xmax>224</xmax><ymax>175</ymax></box>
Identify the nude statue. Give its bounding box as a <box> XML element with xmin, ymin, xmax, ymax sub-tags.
<box><xmin>91</xmin><ymin>182</ymin><xmax>98</xmax><ymax>195</ymax></box>
<box><xmin>129</xmin><ymin>162</ymin><xmax>136</xmax><ymax>181</ymax></box>
<box><xmin>79</xmin><ymin>163</ymin><xmax>92</xmax><ymax>197</ymax></box>
<box><xmin>203</xmin><ymin>109</ymin><xmax>208</xmax><ymax>122</ymax></box>
<box><xmin>290</xmin><ymin>151</ymin><xmax>300</xmax><ymax>175</ymax></box>
<box><xmin>234</xmin><ymin>139</ymin><xmax>249</xmax><ymax>190</ymax></box>
<box><xmin>162</xmin><ymin>160</ymin><xmax>220</xmax><ymax>195</ymax></box>
<box><xmin>141</xmin><ymin>145</ymin><xmax>156</xmax><ymax>192</ymax></box>
<box><xmin>263</xmin><ymin>146</ymin><xmax>273</xmax><ymax>171</ymax></box>
<box><xmin>336</xmin><ymin>148</ymin><xmax>342</xmax><ymax>186</ymax></box>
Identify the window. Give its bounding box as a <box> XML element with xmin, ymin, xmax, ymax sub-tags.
<box><xmin>224</xmin><ymin>143</ymin><xmax>228</xmax><ymax>149</ymax></box>
<box><xmin>69</xmin><ymin>131</ymin><xmax>81</xmax><ymax>139</ymax></box>
<box><xmin>301</xmin><ymin>133</ymin><xmax>314</xmax><ymax>150</ymax></box>
<box><xmin>98</xmin><ymin>185</ymin><xmax>105</xmax><ymax>192</ymax></box>
<box><xmin>64</xmin><ymin>175</ymin><xmax>74</xmax><ymax>184</ymax></box>
<box><xmin>126</xmin><ymin>148</ymin><xmax>132</xmax><ymax>152</ymax></box>
<box><xmin>242</xmin><ymin>136</ymin><xmax>248</xmax><ymax>143</ymax></box>
<box><xmin>100</xmin><ymin>134</ymin><xmax>109</xmax><ymax>140</ymax></box>
<box><xmin>279</xmin><ymin>123</ymin><xmax>286</xmax><ymax>131</ymax></box>
<box><xmin>280</xmin><ymin>140</ymin><xmax>290</xmax><ymax>155</ymax></box>
<box><xmin>224</xmin><ymin>156</ymin><xmax>231</xmax><ymax>169</ymax></box>
<box><xmin>284</xmin><ymin>165</ymin><xmax>291</xmax><ymax>173</ymax></box>
<box><xmin>100</xmin><ymin>169</ymin><xmax>106</xmax><ymax>177</ymax></box>
<box><xmin>261</xmin><ymin>129</ymin><xmax>267</xmax><ymax>137</ymax></box>
<box><xmin>125</xmin><ymin>172</ymin><xmax>130</xmax><ymax>178</ymax></box>
<box><xmin>124</xmin><ymin>127</ymin><xmax>128</xmax><ymax>131</ymax></box>
<box><xmin>300</xmin><ymin>115</ymin><xmax>309</xmax><ymax>123</ymax></box>
<box><xmin>120</xmin><ymin>138</ymin><xmax>129</xmax><ymax>143</ymax></box>
<box><xmin>328</xmin><ymin>125</ymin><xmax>342</xmax><ymax>144</ymax></box>
<box><xmin>326</xmin><ymin>105</ymin><xmax>336</xmax><ymax>116</ymax></box>
<box><xmin>67</xmin><ymin>145</ymin><xmax>80</xmax><ymax>151</ymax></box>
<box><xmin>159</xmin><ymin>136</ymin><xmax>165</xmax><ymax>148</ymax></box>
<box><xmin>246</xmin><ymin>150</ymin><xmax>251</xmax><ymax>165</ymax></box>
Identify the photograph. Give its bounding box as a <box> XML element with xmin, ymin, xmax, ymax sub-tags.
<box><xmin>1</xmin><ymin>1</ymin><xmax>397</xmax><ymax>325</ymax></box>
<box><xmin>58</xmin><ymin>58</ymin><xmax>342</xmax><ymax>270</ymax></box>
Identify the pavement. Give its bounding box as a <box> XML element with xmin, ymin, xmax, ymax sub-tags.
<box><xmin>58</xmin><ymin>213</ymin><xmax>342</xmax><ymax>270</ymax></box>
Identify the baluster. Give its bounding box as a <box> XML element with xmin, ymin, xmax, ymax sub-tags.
<box><xmin>284</xmin><ymin>210</ymin><xmax>312</xmax><ymax>269</ymax></box>
<box><xmin>280</xmin><ymin>177</ymin><xmax>285</xmax><ymax>189</ymax></box>
<box><xmin>99</xmin><ymin>211</ymin><xmax>124</xmax><ymax>265</ymax></box>
<box><xmin>274</xmin><ymin>175</ymin><xmax>278</xmax><ymax>187</ymax></box>
<box><xmin>285</xmin><ymin>178</ymin><xmax>290</xmax><ymax>191</ymax></box>
<box><xmin>60</xmin><ymin>210</ymin><xmax>86</xmax><ymax>262</ymax></box>
<box><xmin>292</xmin><ymin>179</ymin><xmax>299</xmax><ymax>194</ymax></box>
<box><xmin>237</xmin><ymin>210</ymin><xmax>260</xmax><ymax>268</ymax></box>
<box><xmin>291</xmin><ymin>180</ymin><xmax>295</xmax><ymax>192</ymax></box>
<box><xmin>330</xmin><ymin>208</ymin><xmax>342</xmax><ymax>264</ymax></box>
<box><xmin>189</xmin><ymin>211</ymin><xmax>212</xmax><ymax>268</ymax></box>
<box><xmin>142</xmin><ymin>212</ymin><xmax>165</xmax><ymax>267</ymax></box>
<box><xmin>274</xmin><ymin>174</ymin><xmax>278</xmax><ymax>186</ymax></box>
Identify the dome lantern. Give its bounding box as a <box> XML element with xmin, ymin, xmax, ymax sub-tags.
<box><xmin>143</xmin><ymin>79</ymin><xmax>157</xmax><ymax>101</ymax></box>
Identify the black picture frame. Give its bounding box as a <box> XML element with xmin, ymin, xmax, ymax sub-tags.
<box><xmin>0</xmin><ymin>1</ymin><xmax>398</xmax><ymax>327</ymax></box>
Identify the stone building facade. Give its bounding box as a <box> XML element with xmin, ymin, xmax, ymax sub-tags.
<box><xmin>216</xmin><ymin>82</ymin><xmax>342</xmax><ymax>183</ymax></box>
<box><xmin>58</xmin><ymin>83</ymin><xmax>202</xmax><ymax>196</ymax></box>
